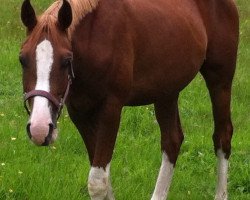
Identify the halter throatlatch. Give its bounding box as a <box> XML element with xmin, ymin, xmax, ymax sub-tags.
<box><xmin>23</xmin><ymin>61</ymin><xmax>74</xmax><ymax>120</ymax></box>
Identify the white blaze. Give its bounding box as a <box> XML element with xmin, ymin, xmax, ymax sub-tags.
<box><xmin>151</xmin><ymin>152</ymin><xmax>174</xmax><ymax>200</ymax></box>
<box><xmin>30</xmin><ymin>39</ymin><xmax>53</xmax><ymax>124</ymax></box>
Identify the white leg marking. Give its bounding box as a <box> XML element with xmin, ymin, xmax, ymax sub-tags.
<box><xmin>215</xmin><ymin>149</ymin><xmax>228</xmax><ymax>200</ymax></box>
<box><xmin>105</xmin><ymin>181</ymin><xmax>115</xmax><ymax>200</ymax></box>
<box><xmin>88</xmin><ymin>163</ymin><xmax>114</xmax><ymax>200</ymax></box>
<box><xmin>151</xmin><ymin>152</ymin><xmax>174</xmax><ymax>200</ymax></box>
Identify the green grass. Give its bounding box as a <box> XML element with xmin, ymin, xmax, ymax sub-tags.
<box><xmin>0</xmin><ymin>0</ymin><xmax>249</xmax><ymax>199</ymax></box>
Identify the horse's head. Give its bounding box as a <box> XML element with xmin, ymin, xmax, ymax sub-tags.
<box><xmin>20</xmin><ymin>0</ymin><xmax>74</xmax><ymax>146</ymax></box>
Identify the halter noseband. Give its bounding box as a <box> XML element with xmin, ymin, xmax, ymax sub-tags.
<box><xmin>23</xmin><ymin>62</ymin><xmax>74</xmax><ymax>119</ymax></box>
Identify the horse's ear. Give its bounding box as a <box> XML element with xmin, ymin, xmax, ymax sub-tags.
<box><xmin>21</xmin><ymin>0</ymin><xmax>37</xmax><ymax>31</ymax></box>
<box><xmin>58</xmin><ymin>0</ymin><xmax>72</xmax><ymax>31</ymax></box>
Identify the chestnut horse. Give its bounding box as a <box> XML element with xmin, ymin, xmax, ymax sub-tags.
<box><xmin>19</xmin><ymin>0</ymin><xmax>239</xmax><ymax>199</ymax></box>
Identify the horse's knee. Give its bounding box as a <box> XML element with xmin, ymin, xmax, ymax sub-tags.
<box><xmin>88</xmin><ymin>165</ymin><xmax>110</xmax><ymax>200</ymax></box>
<box><xmin>162</xmin><ymin>130</ymin><xmax>184</xmax><ymax>164</ymax></box>
<box><xmin>213</xmin><ymin>121</ymin><xmax>233</xmax><ymax>158</ymax></box>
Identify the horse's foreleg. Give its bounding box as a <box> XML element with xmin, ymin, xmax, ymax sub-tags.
<box><xmin>152</xmin><ymin>97</ymin><xmax>184</xmax><ymax>200</ymax></box>
<box><xmin>87</xmin><ymin>96</ymin><xmax>122</xmax><ymax>200</ymax></box>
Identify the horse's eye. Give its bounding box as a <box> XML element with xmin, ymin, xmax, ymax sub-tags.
<box><xmin>62</xmin><ymin>57</ymin><xmax>72</xmax><ymax>68</ymax></box>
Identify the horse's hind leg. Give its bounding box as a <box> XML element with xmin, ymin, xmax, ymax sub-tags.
<box><xmin>151</xmin><ymin>96</ymin><xmax>184</xmax><ymax>200</ymax></box>
<box><xmin>200</xmin><ymin>3</ymin><xmax>238</xmax><ymax>199</ymax></box>
<box><xmin>200</xmin><ymin>42</ymin><xmax>237</xmax><ymax>199</ymax></box>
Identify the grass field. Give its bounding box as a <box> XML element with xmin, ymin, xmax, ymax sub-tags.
<box><xmin>0</xmin><ymin>0</ymin><xmax>249</xmax><ymax>199</ymax></box>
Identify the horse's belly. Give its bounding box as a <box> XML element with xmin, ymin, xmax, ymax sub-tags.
<box><xmin>125</xmin><ymin>33</ymin><xmax>207</xmax><ymax>106</ymax></box>
<box><xmin>125</xmin><ymin>61</ymin><xmax>201</xmax><ymax>106</ymax></box>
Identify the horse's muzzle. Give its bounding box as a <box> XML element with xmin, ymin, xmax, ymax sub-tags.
<box><xmin>27</xmin><ymin>122</ymin><xmax>57</xmax><ymax>146</ymax></box>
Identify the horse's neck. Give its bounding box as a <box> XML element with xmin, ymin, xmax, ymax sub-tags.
<box><xmin>69</xmin><ymin>0</ymin><xmax>100</xmax><ymax>35</ymax></box>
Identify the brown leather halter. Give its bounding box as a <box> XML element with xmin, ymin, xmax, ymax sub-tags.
<box><xmin>23</xmin><ymin>61</ymin><xmax>75</xmax><ymax>119</ymax></box>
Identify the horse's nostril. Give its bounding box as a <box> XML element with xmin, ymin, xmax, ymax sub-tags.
<box><xmin>42</xmin><ymin>140</ymin><xmax>49</xmax><ymax>146</ymax></box>
<box><xmin>26</xmin><ymin>123</ymin><xmax>31</xmax><ymax>139</ymax></box>
<box><xmin>42</xmin><ymin>123</ymin><xmax>54</xmax><ymax>146</ymax></box>
<box><xmin>49</xmin><ymin>123</ymin><xmax>54</xmax><ymax>130</ymax></box>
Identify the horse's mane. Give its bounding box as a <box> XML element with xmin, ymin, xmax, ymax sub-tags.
<box><xmin>33</xmin><ymin>0</ymin><xmax>99</xmax><ymax>41</ymax></box>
